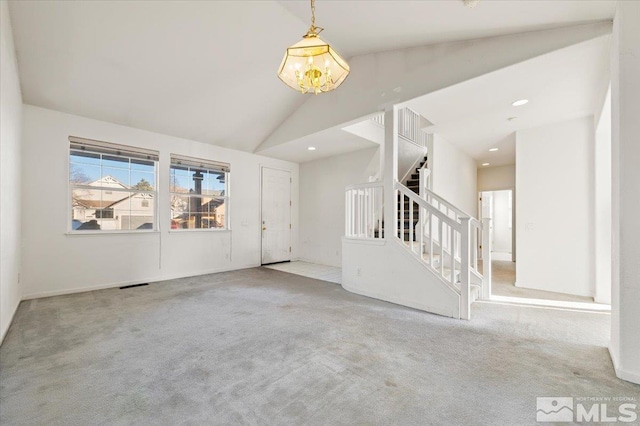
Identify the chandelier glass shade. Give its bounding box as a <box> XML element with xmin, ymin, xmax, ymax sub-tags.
<box><xmin>278</xmin><ymin>0</ymin><xmax>350</xmax><ymax>94</ymax></box>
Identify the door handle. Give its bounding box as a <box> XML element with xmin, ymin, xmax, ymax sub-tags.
<box><xmin>262</xmin><ymin>227</ymin><xmax>267</xmax><ymax>230</ymax></box>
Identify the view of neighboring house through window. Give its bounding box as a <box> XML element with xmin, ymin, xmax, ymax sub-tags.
<box><xmin>170</xmin><ymin>154</ymin><xmax>229</xmax><ymax>230</ymax></box>
<box><xmin>69</xmin><ymin>136</ymin><xmax>159</xmax><ymax>231</ymax></box>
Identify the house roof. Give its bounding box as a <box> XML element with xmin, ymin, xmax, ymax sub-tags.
<box><xmin>88</xmin><ymin>175</ymin><xmax>128</xmax><ymax>189</ymax></box>
<box><xmin>74</xmin><ymin>199</ymin><xmax>116</xmax><ymax>209</ymax></box>
<box><xmin>75</xmin><ymin>191</ymin><xmax>154</xmax><ymax>210</ymax></box>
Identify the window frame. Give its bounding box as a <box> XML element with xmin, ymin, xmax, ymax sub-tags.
<box><xmin>68</xmin><ymin>137</ymin><xmax>159</xmax><ymax>234</ymax></box>
<box><xmin>169</xmin><ymin>154</ymin><xmax>230</xmax><ymax>232</ymax></box>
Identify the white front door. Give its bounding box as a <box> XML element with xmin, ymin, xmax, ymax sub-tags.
<box><xmin>261</xmin><ymin>167</ymin><xmax>291</xmax><ymax>264</ymax></box>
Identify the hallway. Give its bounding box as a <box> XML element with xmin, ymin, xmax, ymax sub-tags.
<box><xmin>482</xmin><ymin>260</ymin><xmax>611</xmax><ymax>314</ymax></box>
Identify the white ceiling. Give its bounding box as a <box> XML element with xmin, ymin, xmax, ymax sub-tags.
<box><xmin>8</xmin><ymin>1</ymin><xmax>307</xmax><ymax>152</ymax></box>
<box><xmin>8</xmin><ymin>0</ymin><xmax>616</xmax><ymax>158</ymax></box>
<box><xmin>257</xmin><ymin>126</ymin><xmax>378</xmax><ymax>164</ymax></box>
<box><xmin>404</xmin><ymin>35</ymin><xmax>611</xmax><ymax>167</ymax></box>
<box><xmin>278</xmin><ymin>0</ymin><xmax>616</xmax><ymax>58</ymax></box>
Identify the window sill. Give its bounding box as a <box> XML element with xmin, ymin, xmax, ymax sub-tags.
<box><xmin>65</xmin><ymin>230</ymin><xmax>160</xmax><ymax>236</ymax></box>
<box><xmin>168</xmin><ymin>229</ymin><xmax>231</xmax><ymax>234</ymax></box>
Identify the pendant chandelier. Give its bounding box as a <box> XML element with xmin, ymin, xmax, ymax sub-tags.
<box><xmin>277</xmin><ymin>0</ymin><xmax>350</xmax><ymax>95</ymax></box>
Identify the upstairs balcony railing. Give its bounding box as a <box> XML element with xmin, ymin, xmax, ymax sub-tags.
<box><xmin>371</xmin><ymin>107</ymin><xmax>429</xmax><ymax>147</ymax></box>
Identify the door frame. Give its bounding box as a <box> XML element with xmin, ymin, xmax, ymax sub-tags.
<box><xmin>260</xmin><ymin>165</ymin><xmax>292</xmax><ymax>265</ymax></box>
<box><xmin>478</xmin><ymin>187</ymin><xmax>516</xmax><ymax>263</ymax></box>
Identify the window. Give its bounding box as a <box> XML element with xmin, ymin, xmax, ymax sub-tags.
<box><xmin>95</xmin><ymin>209</ymin><xmax>114</xmax><ymax>219</ymax></box>
<box><xmin>170</xmin><ymin>154</ymin><xmax>229</xmax><ymax>230</ymax></box>
<box><xmin>69</xmin><ymin>136</ymin><xmax>159</xmax><ymax>232</ymax></box>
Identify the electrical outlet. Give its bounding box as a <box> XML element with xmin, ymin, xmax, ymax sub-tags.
<box><xmin>224</xmin><ymin>253</ymin><xmax>229</xmax><ymax>260</ymax></box>
<box><xmin>356</xmin><ymin>267</ymin><xmax>362</xmax><ymax>277</ymax></box>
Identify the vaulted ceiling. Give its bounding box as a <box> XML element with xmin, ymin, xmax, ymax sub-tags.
<box><xmin>8</xmin><ymin>0</ymin><xmax>616</xmax><ymax>158</ymax></box>
<box><xmin>404</xmin><ymin>35</ymin><xmax>611</xmax><ymax>167</ymax></box>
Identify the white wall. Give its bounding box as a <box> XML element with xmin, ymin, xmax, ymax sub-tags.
<box><xmin>397</xmin><ymin>139</ymin><xmax>427</xmax><ymax>182</ymax></box>
<box><xmin>491</xmin><ymin>190</ymin><xmax>512</xmax><ymax>254</ymax></box>
<box><xmin>515</xmin><ymin>116</ymin><xmax>594</xmax><ymax>297</ymax></box>
<box><xmin>594</xmin><ymin>87</ymin><xmax>611</xmax><ymax>305</ymax></box>
<box><xmin>431</xmin><ymin>134</ymin><xmax>477</xmax><ymax>216</ymax></box>
<box><xmin>477</xmin><ymin>164</ymin><xmax>515</xmax><ymax>191</ymax></box>
<box><xmin>342</xmin><ymin>239</ymin><xmax>460</xmax><ymax>318</ymax></box>
<box><xmin>1</xmin><ymin>0</ymin><xmax>23</xmax><ymax>343</ymax></box>
<box><xmin>610</xmin><ymin>0</ymin><xmax>640</xmax><ymax>385</ymax></box>
<box><xmin>299</xmin><ymin>148</ymin><xmax>379</xmax><ymax>267</ymax></box>
<box><xmin>20</xmin><ymin>105</ymin><xmax>299</xmax><ymax>298</ymax></box>
<box><xmin>342</xmin><ymin>120</ymin><xmax>384</xmax><ymax>146</ymax></box>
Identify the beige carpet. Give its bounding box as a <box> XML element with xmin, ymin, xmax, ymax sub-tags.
<box><xmin>1</xmin><ymin>267</ymin><xmax>636</xmax><ymax>425</ymax></box>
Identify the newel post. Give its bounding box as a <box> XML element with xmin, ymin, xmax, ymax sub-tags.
<box><xmin>459</xmin><ymin>217</ymin><xmax>471</xmax><ymax>320</ymax></box>
<box><xmin>481</xmin><ymin>217</ymin><xmax>492</xmax><ymax>300</ymax></box>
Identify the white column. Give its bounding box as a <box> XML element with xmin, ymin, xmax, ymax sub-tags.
<box><xmin>383</xmin><ymin>107</ymin><xmax>398</xmax><ymax>240</ymax></box>
<box><xmin>610</xmin><ymin>0</ymin><xmax>640</xmax><ymax>385</ymax></box>
<box><xmin>459</xmin><ymin>217</ymin><xmax>471</xmax><ymax>320</ymax></box>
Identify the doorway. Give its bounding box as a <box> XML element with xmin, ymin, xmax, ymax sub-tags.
<box><xmin>479</xmin><ymin>190</ymin><xmax>514</xmax><ymax>262</ymax></box>
<box><xmin>261</xmin><ymin>167</ymin><xmax>291</xmax><ymax>265</ymax></box>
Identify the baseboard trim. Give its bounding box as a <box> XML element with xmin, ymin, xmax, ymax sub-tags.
<box><xmin>608</xmin><ymin>344</ymin><xmax>640</xmax><ymax>385</ymax></box>
<box><xmin>0</xmin><ymin>298</ymin><xmax>21</xmax><ymax>346</ymax></box>
<box><xmin>21</xmin><ymin>263</ymin><xmax>260</xmax><ymax>300</ymax></box>
<box><xmin>514</xmin><ymin>281</ymin><xmax>594</xmax><ymax>299</ymax></box>
<box><xmin>341</xmin><ymin>281</ymin><xmax>459</xmax><ymax>319</ymax></box>
<box><xmin>295</xmin><ymin>257</ymin><xmax>341</xmax><ymax>268</ymax></box>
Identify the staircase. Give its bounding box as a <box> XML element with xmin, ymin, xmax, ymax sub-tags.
<box><xmin>398</xmin><ymin>155</ymin><xmax>428</xmax><ymax>241</ymax></box>
<box><xmin>344</xmin><ymin>106</ymin><xmax>492</xmax><ymax>320</ymax></box>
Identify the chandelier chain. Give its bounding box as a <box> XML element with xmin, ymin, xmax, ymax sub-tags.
<box><xmin>310</xmin><ymin>0</ymin><xmax>316</xmax><ymax>29</ymax></box>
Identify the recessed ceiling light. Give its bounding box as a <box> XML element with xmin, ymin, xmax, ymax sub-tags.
<box><xmin>512</xmin><ymin>99</ymin><xmax>528</xmax><ymax>107</ymax></box>
<box><xmin>308</xmin><ymin>146</ymin><xmax>316</xmax><ymax>151</ymax></box>
<box><xmin>489</xmin><ymin>148</ymin><xmax>499</xmax><ymax>152</ymax></box>
<box><xmin>482</xmin><ymin>163</ymin><xmax>490</xmax><ymax>166</ymax></box>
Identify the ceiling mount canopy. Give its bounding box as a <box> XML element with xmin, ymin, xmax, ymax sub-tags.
<box><xmin>278</xmin><ymin>0</ymin><xmax>350</xmax><ymax>95</ymax></box>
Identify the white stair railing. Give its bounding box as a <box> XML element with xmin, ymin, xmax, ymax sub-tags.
<box><xmin>398</xmin><ymin>107</ymin><xmax>428</xmax><ymax>147</ymax></box>
<box><xmin>371</xmin><ymin>113</ymin><xmax>385</xmax><ymax>127</ymax></box>
<box><xmin>395</xmin><ymin>182</ymin><xmax>471</xmax><ymax>318</ymax></box>
<box><xmin>345</xmin><ymin>107</ymin><xmax>489</xmax><ymax>320</ymax></box>
<box><xmin>418</xmin><ymin>168</ymin><xmax>492</xmax><ymax>299</ymax></box>
<box><xmin>345</xmin><ymin>182</ymin><xmax>384</xmax><ymax>240</ymax></box>
<box><xmin>371</xmin><ymin>107</ymin><xmax>429</xmax><ymax>147</ymax></box>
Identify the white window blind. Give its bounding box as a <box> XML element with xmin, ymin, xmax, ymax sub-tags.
<box><xmin>170</xmin><ymin>154</ymin><xmax>230</xmax><ymax>173</ymax></box>
<box><xmin>69</xmin><ymin>136</ymin><xmax>159</xmax><ymax>162</ymax></box>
